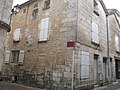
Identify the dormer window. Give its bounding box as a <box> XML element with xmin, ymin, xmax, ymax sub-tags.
<box><xmin>94</xmin><ymin>0</ymin><xmax>99</xmax><ymax>16</ymax></box>
<box><xmin>43</xmin><ymin>0</ymin><xmax>50</xmax><ymax>10</ymax></box>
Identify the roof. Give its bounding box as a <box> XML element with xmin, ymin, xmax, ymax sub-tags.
<box><xmin>98</xmin><ymin>0</ymin><xmax>108</xmax><ymax>15</ymax></box>
<box><xmin>14</xmin><ymin>0</ymin><xmax>37</xmax><ymax>8</ymax></box>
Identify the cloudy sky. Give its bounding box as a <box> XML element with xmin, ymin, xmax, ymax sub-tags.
<box><xmin>13</xmin><ymin>0</ymin><xmax>120</xmax><ymax>11</ymax></box>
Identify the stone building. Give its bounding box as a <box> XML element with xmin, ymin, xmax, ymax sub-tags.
<box><xmin>0</xmin><ymin>0</ymin><xmax>13</xmax><ymax>71</ymax></box>
<box><xmin>4</xmin><ymin>0</ymin><xmax>119</xmax><ymax>89</ymax></box>
<box><xmin>107</xmin><ymin>9</ymin><xmax>120</xmax><ymax>80</ymax></box>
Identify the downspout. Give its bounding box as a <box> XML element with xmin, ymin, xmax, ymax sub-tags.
<box><xmin>106</xmin><ymin>14</ymin><xmax>111</xmax><ymax>84</ymax></box>
<box><xmin>71</xmin><ymin>0</ymin><xmax>79</xmax><ymax>89</ymax></box>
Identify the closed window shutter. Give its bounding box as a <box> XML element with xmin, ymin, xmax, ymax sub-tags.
<box><xmin>5</xmin><ymin>51</ymin><xmax>11</xmax><ymax>63</ymax></box>
<box><xmin>81</xmin><ymin>51</ymin><xmax>90</xmax><ymax>79</ymax></box>
<box><xmin>115</xmin><ymin>35</ymin><xmax>119</xmax><ymax>52</ymax></box>
<box><xmin>92</xmin><ymin>22</ymin><xmax>99</xmax><ymax>44</ymax></box>
<box><xmin>13</xmin><ymin>28</ymin><xmax>21</xmax><ymax>41</ymax></box>
<box><xmin>39</xmin><ymin>18</ymin><xmax>49</xmax><ymax>41</ymax></box>
<box><xmin>18</xmin><ymin>50</ymin><xmax>25</xmax><ymax>64</ymax></box>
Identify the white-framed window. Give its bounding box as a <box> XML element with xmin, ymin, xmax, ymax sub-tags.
<box><xmin>13</xmin><ymin>28</ymin><xmax>21</xmax><ymax>42</ymax></box>
<box><xmin>115</xmin><ymin>35</ymin><xmax>119</xmax><ymax>52</ymax></box>
<box><xmin>39</xmin><ymin>17</ymin><xmax>50</xmax><ymax>41</ymax></box>
<box><xmin>81</xmin><ymin>51</ymin><xmax>90</xmax><ymax>79</ymax></box>
<box><xmin>92</xmin><ymin>21</ymin><xmax>99</xmax><ymax>44</ymax></box>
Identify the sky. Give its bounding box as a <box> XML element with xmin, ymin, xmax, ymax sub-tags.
<box><xmin>13</xmin><ymin>0</ymin><xmax>120</xmax><ymax>11</ymax></box>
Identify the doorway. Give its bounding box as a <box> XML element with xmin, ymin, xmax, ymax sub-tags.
<box><xmin>115</xmin><ymin>59</ymin><xmax>120</xmax><ymax>79</ymax></box>
<box><xmin>94</xmin><ymin>54</ymin><xmax>99</xmax><ymax>84</ymax></box>
<box><xmin>103</xmin><ymin>57</ymin><xmax>108</xmax><ymax>82</ymax></box>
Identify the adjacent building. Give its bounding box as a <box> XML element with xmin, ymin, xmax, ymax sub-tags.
<box><xmin>3</xmin><ymin>0</ymin><xmax>120</xmax><ymax>89</ymax></box>
<box><xmin>0</xmin><ymin>0</ymin><xmax>13</xmax><ymax>71</ymax></box>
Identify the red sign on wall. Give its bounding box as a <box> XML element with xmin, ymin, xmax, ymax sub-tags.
<box><xmin>67</xmin><ymin>41</ymin><xmax>75</xmax><ymax>47</ymax></box>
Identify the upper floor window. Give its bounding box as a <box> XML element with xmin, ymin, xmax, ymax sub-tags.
<box><xmin>13</xmin><ymin>28</ymin><xmax>21</xmax><ymax>42</ymax></box>
<box><xmin>34</xmin><ymin>3</ymin><xmax>38</xmax><ymax>8</ymax></box>
<box><xmin>115</xmin><ymin>35</ymin><xmax>119</xmax><ymax>52</ymax></box>
<box><xmin>43</xmin><ymin>0</ymin><xmax>50</xmax><ymax>10</ymax></box>
<box><xmin>23</xmin><ymin>9</ymin><xmax>26</xmax><ymax>13</ymax></box>
<box><xmin>32</xmin><ymin>9</ymin><xmax>38</xmax><ymax>19</ymax></box>
<box><xmin>94</xmin><ymin>0</ymin><xmax>99</xmax><ymax>16</ymax></box>
<box><xmin>38</xmin><ymin>17</ymin><xmax>50</xmax><ymax>41</ymax></box>
<box><xmin>92</xmin><ymin>21</ymin><xmax>99</xmax><ymax>44</ymax></box>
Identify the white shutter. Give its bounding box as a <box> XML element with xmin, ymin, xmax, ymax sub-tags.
<box><xmin>18</xmin><ymin>50</ymin><xmax>25</xmax><ymax>64</ymax></box>
<box><xmin>5</xmin><ymin>50</ymin><xmax>11</xmax><ymax>63</ymax></box>
<box><xmin>13</xmin><ymin>28</ymin><xmax>21</xmax><ymax>41</ymax></box>
<box><xmin>115</xmin><ymin>35</ymin><xmax>119</xmax><ymax>52</ymax></box>
<box><xmin>92</xmin><ymin>22</ymin><xmax>99</xmax><ymax>44</ymax></box>
<box><xmin>81</xmin><ymin>51</ymin><xmax>90</xmax><ymax>79</ymax></box>
<box><xmin>39</xmin><ymin>18</ymin><xmax>49</xmax><ymax>41</ymax></box>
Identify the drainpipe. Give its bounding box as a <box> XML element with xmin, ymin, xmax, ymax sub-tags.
<box><xmin>106</xmin><ymin>14</ymin><xmax>111</xmax><ymax>84</ymax></box>
<box><xmin>72</xmin><ymin>47</ymin><xmax>75</xmax><ymax>90</ymax></box>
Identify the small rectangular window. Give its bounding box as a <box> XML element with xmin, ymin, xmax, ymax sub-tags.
<box><xmin>94</xmin><ymin>0</ymin><xmax>99</xmax><ymax>16</ymax></box>
<box><xmin>32</xmin><ymin>9</ymin><xmax>38</xmax><ymax>19</ymax></box>
<box><xmin>23</xmin><ymin>9</ymin><xmax>26</xmax><ymax>13</ymax></box>
<box><xmin>43</xmin><ymin>0</ymin><xmax>50</xmax><ymax>10</ymax></box>
<box><xmin>34</xmin><ymin>3</ymin><xmax>38</xmax><ymax>8</ymax></box>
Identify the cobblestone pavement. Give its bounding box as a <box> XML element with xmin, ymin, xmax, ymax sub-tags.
<box><xmin>0</xmin><ymin>82</ymin><xmax>45</xmax><ymax>90</ymax></box>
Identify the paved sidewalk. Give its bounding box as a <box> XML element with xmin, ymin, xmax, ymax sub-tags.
<box><xmin>0</xmin><ymin>82</ymin><xmax>46</xmax><ymax>90</ymax></box>
<box><xmin>93</xmin><ymin>81</ymin><xmax>120</xmax><ymax>90</ymax></box>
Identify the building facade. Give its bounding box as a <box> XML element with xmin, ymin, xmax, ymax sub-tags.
<box><xmin>108</xmin><ymin>9</ymin><xmax>120</xmax><ymax>80</ymax></box>
<box><xmin>0</xmin><ymin>0</ymin><xmax>13</xmax><ymax>71</ymax></box>
<box><xmin>4</xmin><ymin>0</ymin><xmax>119</xmax><ymax>89</ymax></box>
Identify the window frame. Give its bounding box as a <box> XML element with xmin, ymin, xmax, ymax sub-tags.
<box><xmin>81</xmin><ymin>51</ymin><xmax>90</xmax><ymax>79</ymax></box>
<box><xmin>13</xmin><ymin>28</ymin><xmax>21</xmax><ymax>42</ymax></box>
<box><xmin>38</xmin><ymin>17</ymin><xmax>50</xmax><ymax>42</ymax></box>
<box><xmin>43</xmin><ymin>0</ymin><xmax>51</xmax><ymax>10</ymax></box>
<box><xmin>91</xmin><ymin>21</ymin><xmax>99</xmax><ymax>45</ymax></box>
<box><xmin>32</xmin><ymin>8</ymin><xmax>38</xmax><ymax>19</ymax></box>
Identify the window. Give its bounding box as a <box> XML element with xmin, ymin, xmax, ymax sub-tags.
<box><xmin>34</xmin><ymin>3</ymin><xmax>38</xmax><ymax>8</ymax></box>
<box><xmin>43</xmin><ymin>0</ymin><xmax>50</xmax><ymax>10</ymax></box>
<box><xmin>81</xmin><ymin>51</ymin><xmax>90</xmax><ymax>79</ymax></box>
<box><xmin>5</xmin><ymin>50</ymin><xmax>25</xmax><ymax>64</ymax></box>
<box><xmin>23</xmin><ymin>9</ymin><xmax>26</xmax><ymax>13</ymax></box>
<box><xmin>11</xmin><ymin>51</ymin><xmax>19</xmax><ymax>63</ymax></box>
<box><xmin>94</xmin><ymin>0</ymin><xmax>99</xmax><ymax>16</ymax></box>
<box><xmin>39</xmin><ymin>17</ymin><xmax>50</xmax><ymax>41</ymax></box>
<box><xmin>92</xmin><ymin>21</ymin><xmax>99</xmax><ymax>44</ymax></box>
<box><xmin>32</xmin><ymin>9</ymin><xmax>38</xmax><ymax>19</ymax></box>
<box><xmin>13</xmin><ymin>28</ymin><xmax>21</xmax><ymax>42</ymax></box>
<box><xmin>115</xmin><ymin>35</ymin><xmax>119</xmax><ymax>52</ymax></box>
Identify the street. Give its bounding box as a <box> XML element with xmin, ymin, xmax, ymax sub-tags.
<box><xmin>0</xmin><ymin>82</ymin><xmax>45</xmax><ymax>90</ymax></box>
<box><xmin>94</xmin><ymin>80</ymin><xmax>120</xmax><ymax>90</ymax></box>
